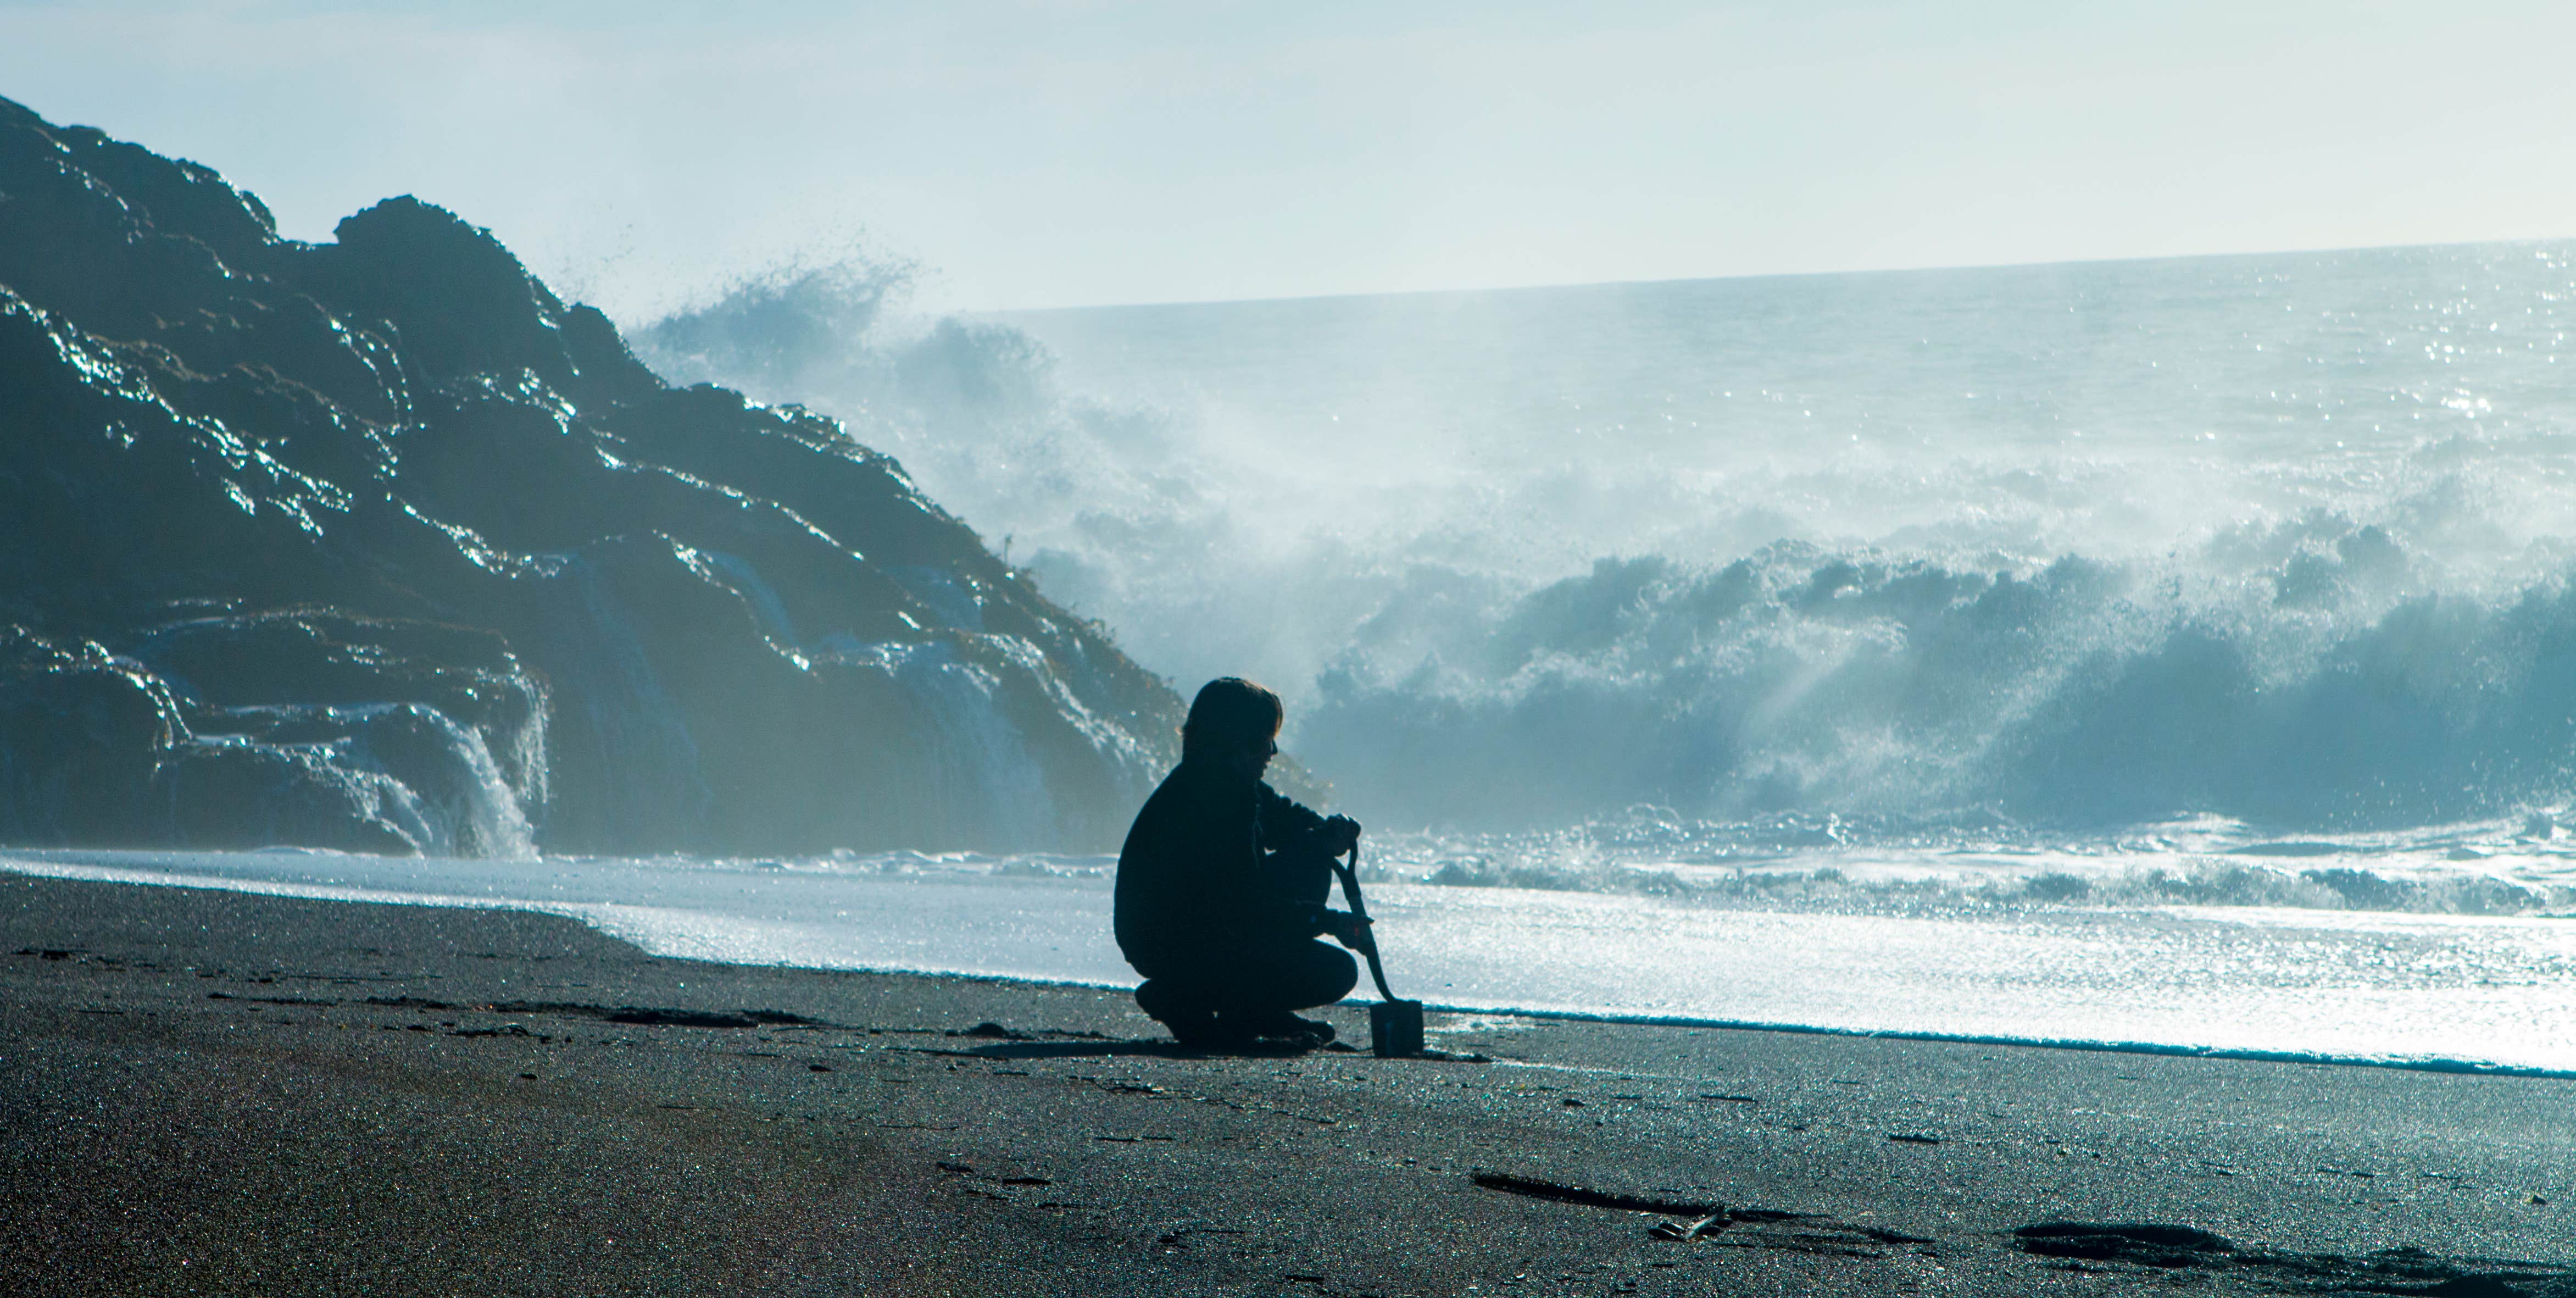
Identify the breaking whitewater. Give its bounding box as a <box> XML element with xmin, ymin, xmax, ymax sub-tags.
<box><xmin>23</xmin><ymin>239</ymin><xmax>2576</xmax><ymax>1071</ymax></box>
<box><xmin>630</xmin><ymin>240</ymin><xmax>2576</xmax><ymax>878</ymax></box>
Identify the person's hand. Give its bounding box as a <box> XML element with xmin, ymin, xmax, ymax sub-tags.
<box><xmin>1322</xmin><ymin>814</ymin><xmax>1362</xmax><ymax>855</ymax></box>
<box><xmin>1323</xmin><ymin>909</ymin><xmax>1375</xmax><ymax>950</ymax></box>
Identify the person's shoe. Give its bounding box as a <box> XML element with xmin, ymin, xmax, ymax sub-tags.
<box><xmin>1136</xmin><ymin>980</ymin><xmax>1239</xmax><ymax>1049</ymax></box>
<box><xmin>1230</xmin><ymin>1009</ymin><xmax>1336</xmax><ymax>1047</ymax></box>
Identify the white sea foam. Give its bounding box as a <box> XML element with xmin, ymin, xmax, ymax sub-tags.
<box><xmin>374</xmin><ymin>242</ymin><xmax>2576</xmax><ymax>1070</ymax></box>
<box><xmin>11</xmin><ymin>844</ymin><xmax>2576</xmax><ymax>1074</ymax></box>
<box><xmin>630</xmin><ymin>241</ymin><xmax>2576</xmax><ymax>847</ymax></box>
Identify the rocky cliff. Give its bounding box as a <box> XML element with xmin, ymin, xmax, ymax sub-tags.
<box><xmin>0</xmin><ymin>96</ymin><xmax>1196</xmax><ymax>856</ymax></box>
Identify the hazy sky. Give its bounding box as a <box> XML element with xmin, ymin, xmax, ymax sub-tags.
<box><xmin>5</xmin><ymin>1</ymin><xmax>2573</xmax><ymax>317</ymax></box>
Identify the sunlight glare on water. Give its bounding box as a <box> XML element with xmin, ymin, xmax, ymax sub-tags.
<box><xmin>9</xmin><ymin>846</ymin><xmax>2575</xmax><ymax>1073</ymax></box>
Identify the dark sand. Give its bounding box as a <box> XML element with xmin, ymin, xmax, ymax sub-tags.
<box><xmin>3</xmin><ymin>874</ymin><xmax>2570</xmax><ymax>1296</ymax></box>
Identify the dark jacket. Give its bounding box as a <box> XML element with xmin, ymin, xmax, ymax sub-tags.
<box><xmin>1113</xmin><ymin>760</ymin><xmax>1333</xmax><ymax>975</ymax></box>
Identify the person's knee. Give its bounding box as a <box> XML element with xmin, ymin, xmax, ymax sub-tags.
<box><xmin>1329</xmin><ymin>948</ymin><xmax>1359</xmax><ymax>1001</ymax></box>
<box><xmin>1300</xmin><ymin>944</ymin><xmax>1359</xmax><ymax>1007</ymax></box>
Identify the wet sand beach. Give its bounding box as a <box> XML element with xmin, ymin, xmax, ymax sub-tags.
<box><xmin>3</xmin><ymin>874</ymin><xmax>2570</xmax><ymax>1296</ymax></box>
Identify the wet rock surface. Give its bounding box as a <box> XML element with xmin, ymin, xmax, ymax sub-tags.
<box><xmin>0</xmin><ymin>95</ymin><xmax>1199</xmax><ymax>855</ymax></box>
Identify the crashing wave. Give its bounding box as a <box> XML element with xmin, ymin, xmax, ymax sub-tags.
<box><xmin>1306</xmin><ymin>534</ymin><xmax>2576</xmax><ymax>830</ymax></box>
<box><xmin>631</xmin><ymin>242</ymin><xmax>2576</xmax><ymax>840</ymax></box>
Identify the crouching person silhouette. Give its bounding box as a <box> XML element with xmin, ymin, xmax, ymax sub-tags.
<box><xmin>1115</xmin><ymin>678</ymin><xmax>1368</xmax><ymax>1049</ymax></box>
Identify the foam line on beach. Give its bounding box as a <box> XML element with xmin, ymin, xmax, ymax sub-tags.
<box><xmin>0</xmin><ymin>855</ymin><xmax>593</xmax><ymax>919</ymax></box>
<box><xmin>1434</xmin><ymin>1004</ymin><xmax>2576</xmax><ymax>1082</ymax></box>
<box><xmin>11</xmin><ymin>853</ymin><xmax>2571</xmax><ymax>1083</ymax></box>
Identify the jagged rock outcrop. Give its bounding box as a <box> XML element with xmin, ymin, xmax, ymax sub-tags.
<box><xmin>0</xmin><ymin>96</ymin><xmax>1198</xmax><ymax>856</ymax></box>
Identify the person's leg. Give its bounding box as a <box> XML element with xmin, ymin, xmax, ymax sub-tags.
<box><xmin>1240</xmin><ymin>844</ymin><xmax>1359</xmax><ymax>1042</ymax></box>
<box><xmin>1253</xmin><ymin>939</ymin><xmax>1360</xmax><ymax>1012</ymax></box>
<box><xmin>1208</xmin><ymin>940</ymin><xmax>1357</xmax><ymax>1044</ymax></box>
<box><xmin>1133</xmin><ymin>975</ymin><xmax>1236</xmax><ymax>1047</ymax></box>
<box><xmin>1147</xmin><ymin>945</ymin><xmax>1354</xmax><ymax>1009</ymax></box>
<box><xmin>1138</xmin><ymin>941</ymin><xmax>1357</xmax><ymax>1047</ymax></box>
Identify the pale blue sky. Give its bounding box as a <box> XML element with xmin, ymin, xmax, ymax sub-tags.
<box><xmin>4</xmin><ymin>1</ymin><xmax>2572</xmax><ymax>317</ymax></box>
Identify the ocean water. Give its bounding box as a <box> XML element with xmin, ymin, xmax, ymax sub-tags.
<box><xmin>12</xmin><ymin>833</ymin><xmax>2574</xmax><ymax>1074</ymax></box>
<box><xmin>637</xmin><ymin>241</ymin><xmax>2576</xmax><ymax>839</ymax></box>
<box><xmin>62</xmin><ymin>242</ymin><xmax>2569</xmax><ymax>1073</ymax></box>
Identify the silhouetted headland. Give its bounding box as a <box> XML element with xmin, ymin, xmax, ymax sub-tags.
<box><xmin>0</xmin><ymin>95</ymin><xmax>1339</xmax><ymax>857</ymax></box>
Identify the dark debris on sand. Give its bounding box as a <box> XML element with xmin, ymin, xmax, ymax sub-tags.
<box><xmin>8</xmin><ymin>876</ymin><xmax>2575</xmax><ymax>1297</ymax></box>
<box><xmin>2016</xmin><ymin>1223</ymin><xmax>2576</xmax><ymax>1296</ymax></box>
